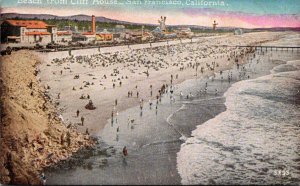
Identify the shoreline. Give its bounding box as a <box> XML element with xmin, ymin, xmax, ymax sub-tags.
<box><xmin>0</xmin><ymin>51</ymin><xmax>94</xmax><ymax>184</ymax></box>
<box><xmin>44</xmin><ymin>33</ymin><xmax>295</xmax><ymax>184</ymax></box>
<box><xmin>177</xmin><ymin>57</ymin><xmax>300</xmax><ymax>184</ymax></box>
<box><xmin>37</xmin><ymin>32</ymin><xmax>283</xmax><ymax>136</ymax></box>
<box><xmin>45</xmin><ymin>45</ymin><xmax>269</xmax><ymax>184</ymax></box>
<box><xmin>177</xmin><ymin>34</ymin><xmax>300</xmax><ymax>184</ymax></box>
<box><xmin>0</xmin><ymin>31</ymin><xmax>291</xmax><ymax>184</ymax></box>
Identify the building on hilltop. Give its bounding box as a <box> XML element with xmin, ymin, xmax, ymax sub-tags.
<box><xmin>1</xmin><ymin>20</ymin><xmax>57</xmax><ymax>44</ymax></box>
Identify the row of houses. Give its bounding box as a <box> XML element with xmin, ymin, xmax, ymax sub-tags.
<box><xmin>0</xmin><ymin>20</ymin><xmax>155</xmax><ymax>45</ymax></box>
<box><xmin>0</xmin><ymin>19</ymin><xmax>115</xmax><ymax>45</ymax></box>
<box><xmin>0</xmin><ymin>15</ymin><xmax>194</xmax><ymax>45</ymax></box>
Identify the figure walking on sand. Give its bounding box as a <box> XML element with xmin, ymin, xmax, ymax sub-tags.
<box><xmin>66</xmin><ymin>131</ymin><xmax>71</xmax><ymax>147</ymax></box>
<box><xmin>149</xmin><ymin>100</ymin><xmax>152</xmax><ymax>109</ymax></box>
<box><xmin>123</xmin><ymin>146</ymin><xmax>128</xmax><ymax>156</ymax></box>
<box><xmin>81</xmin><ymin>116</ymin><xmax>85</xmax><ymax>126</ymax></box>
<box><xmin>116</xmin><ymin>112</ymin><xmax>119</xmax><ymax>123</ymax></box>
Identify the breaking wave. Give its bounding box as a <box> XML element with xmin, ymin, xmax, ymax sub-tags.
<box><xmin>177</xmin><ymin>60</ymin><xmax>300</xmax><ymax>185</ymax></box>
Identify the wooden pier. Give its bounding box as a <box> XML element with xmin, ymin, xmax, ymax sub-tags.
<box><xmin>212</xmin><ymin>45</ymin><xmax>300</xmax><ymax>51</ymax></box>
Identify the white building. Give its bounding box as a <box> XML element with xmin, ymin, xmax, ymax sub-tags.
<box><xmin>176</xmin><ymin>27</ymin><xmax>194</xmax><ymax>38</ymax></box>
<box><xmin>82</xmin><ymin>32</ymin><xmax>96</xmax><ymax>42</ymax></box>
<box><xmin>57</xmin><ymin>31</ymin><xmax>72</xmax><ymax>43</ymax></box>
<box><xmin>1</xmin><ymin>20</ymin><xmax>57</xmax><ymax>44</ymax></box>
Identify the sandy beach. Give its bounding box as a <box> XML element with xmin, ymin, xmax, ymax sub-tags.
<box><xmin>1</xmin><ymin>31</ymin><xmax>298</xmax><ymax>185</ymax></box>
<box><xmin>1</xmin><ymin>0</ymin><xmax>300</xmax><ymax>183</ymax></box>
<box><xmin>44</xmin><ymin>32</ymin><xmax>300</xmax><ymax>185</ymax></box>
<box><xmin>37</xmin><ymin>32</ymin><xmax>283</xmax><ymax>135</ymax></box>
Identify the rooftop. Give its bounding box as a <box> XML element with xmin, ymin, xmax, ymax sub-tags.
<box><xmin>82</xmin><ymin>32</ymin><xmax>95</xmax><ymax>36</ymax></box>
<box><xmin>25</xmin><ymin>31</ymin><xmax>51</xmax><ymax>35</ymax></box>
<box><xmin>5</xmin><ymin>20</ymin><xmax>54</xmax><ymax>29</ymax></box>
<box><xmin>57</xmin><ymin>31</ymin><xmax>72</xmax><ymax>36</ymax></box>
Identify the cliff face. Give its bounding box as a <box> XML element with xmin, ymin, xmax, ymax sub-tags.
<box><xmin>0</xmin><ymin>51</ymin><xmax>93</xmax><ymax>184</ymax></box>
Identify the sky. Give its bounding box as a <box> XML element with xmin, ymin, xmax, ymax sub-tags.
<box><xmin>1</xmin><ymin>0</ymin><xmax>300</xmax><ymax>28</ymax></box>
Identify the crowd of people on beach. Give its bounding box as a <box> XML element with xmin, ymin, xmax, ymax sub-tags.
<box><xmin>45</xmin><ymin>38</ymin><xmax>258</xmax><ymax>158</ymax></box>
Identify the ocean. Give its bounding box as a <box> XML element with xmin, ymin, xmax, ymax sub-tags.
<box><xmin>177</xmin><ymin>59</ymin><xmax>300</xmax><ymax>185</ymax></box>
<box><xmin>177</xmin><ymin>34</ymin><xmax>300</xmax><ymax>184</ymax></box>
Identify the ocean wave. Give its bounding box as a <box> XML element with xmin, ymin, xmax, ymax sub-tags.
<box><xmin>271</xmin><ymin>59</ymin><xmax>300</xmax><ymax>74</ymax></box>
<box><xmin>166</xmin><ymin>104</ymin><xmax>188</xmax><ymax>141</ymax></box>
<box><xmin>177</xmin><ymin>60</ymin><xmax>300</xmax><ymax>185</ymax></box>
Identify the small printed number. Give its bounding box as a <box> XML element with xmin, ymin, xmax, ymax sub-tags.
<box><xmin>273</xmin><ymin>169</ymin><xmax>290</xmax><ymax>177</ymax></box>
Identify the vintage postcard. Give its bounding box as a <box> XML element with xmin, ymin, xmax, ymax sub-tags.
<box><xmin>0</xmin><ymin>0</ymin><xmax>299</xmax><ymax>185</ymax></box>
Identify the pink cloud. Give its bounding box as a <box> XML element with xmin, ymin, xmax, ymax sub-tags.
<box><xmin>182</xmin><ymin>8</ymin><xmax>300</xmax><ymax>28</ymax></box>
<box><xmin>238</xmin><ymin>14</ymin><xmax>300</xmax><ymax>28</ymax></box>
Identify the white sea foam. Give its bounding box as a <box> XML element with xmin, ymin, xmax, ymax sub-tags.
<box><xmin>177</xmin><ymin>60</ymin><xmax>300</xmax><ymax>185</ymax></box>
